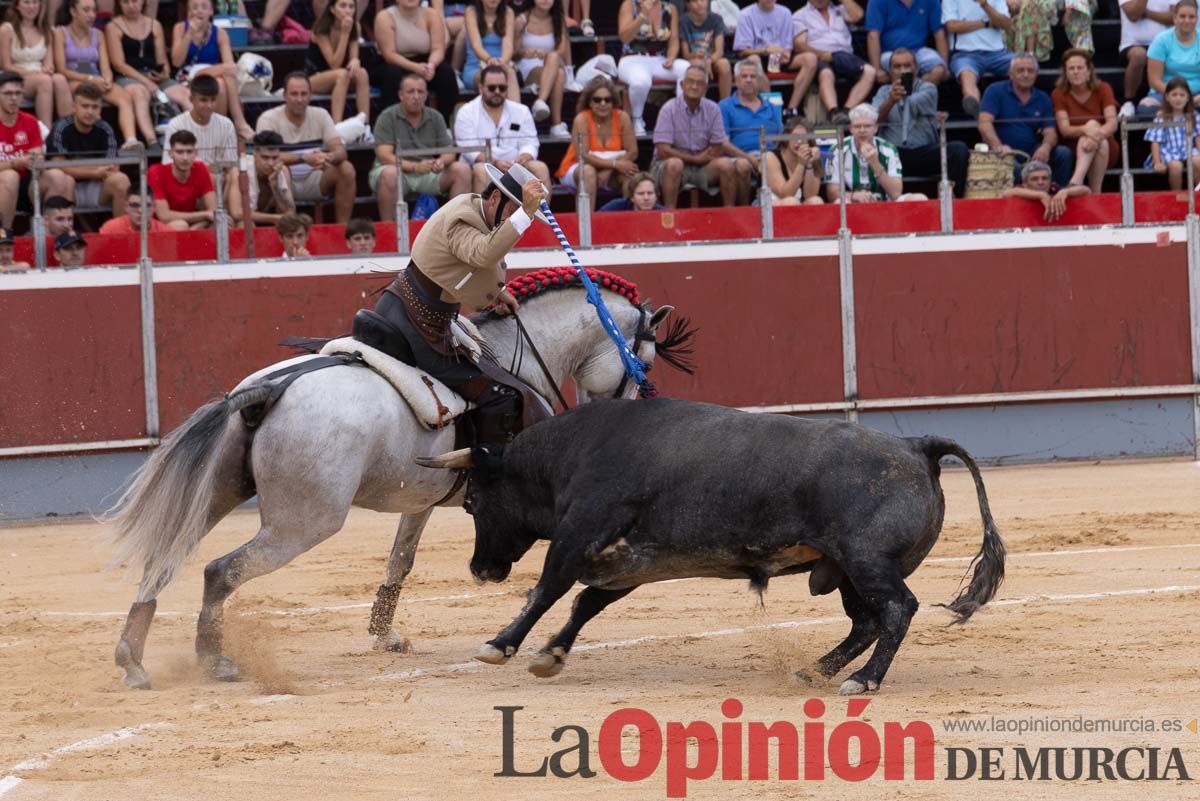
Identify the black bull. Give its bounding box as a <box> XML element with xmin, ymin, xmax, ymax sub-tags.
<box><xmin>418</xmin><ymin>398</ymin><xmax>1006</xmax><ymax>694</ymax></box>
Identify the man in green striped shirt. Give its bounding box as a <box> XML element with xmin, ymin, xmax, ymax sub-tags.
<box><xmin>826</xmin><ymin>102</ymin><xmax>921</xmax><ymax>202</ymax></box>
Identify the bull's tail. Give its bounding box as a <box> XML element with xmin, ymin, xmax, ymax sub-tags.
<box><xmin>105</xmin><ymin>385</ymin><xmax>270</xmax><ymax>599</ymax></box>
<box><xmin>919</xmin><ymin>437</ymin><xmax>1007</xmax><ymax>624</ymax></box>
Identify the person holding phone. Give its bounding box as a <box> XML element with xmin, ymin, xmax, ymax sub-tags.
<box><xmin>871</xmin><ymin>46</ymin><xmax>968</xmax><ymax>196</ymax></box>
<box><xmin>106</xmin><ymin>0</ymin><xmax>191</xmax><ymax>122</ymax></box>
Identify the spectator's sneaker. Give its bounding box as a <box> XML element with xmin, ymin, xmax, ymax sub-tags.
<box><xmin>581</xmin><ymin>18</ymin><xmax>595</xmax><ymax>37</ymax></box>
<box><xmin>549</xmin><ymin>122</ymin><xmax>569</xmax><ymax>137</ymax></box>
<box><xmin>525</xmin><ymin>82</ymin><xmax>539</xmax><ymax>95</ymax></box>
<box><xmin>456</xmin><ymin>73</ymin><xmax>465</xmax><ymax>92</ymax></box>
<box><xmin>963</xmin><ymin>95</ymin><xmax>980</xmax><ymax>119</ymax></box>
<box><xmin>564</xmin><ymin>66</ymin><xmax>582</xmax><ymax>93</ymax></box>
<box><xmin>119</xmin><ymin>138</ymin><xmax>143</xmax><ymax>152</ymax></box>
<box><xmin>358</xmin><ymin>125</ymin><xmax>375</xmax><ymax>145</ymax></box>
<box><xmin>1119</xmin><ymin>101</ymin><xmax>1136</xmax><ymax>119</ymax></box>
<box><xmin>532</xmin><ymin>99</ymin><xmax>551</xmax><ymax>121</ymax></box>
<box><xmin>633</xmin><ymin>117</ymin><xmax>647</xmax><ymax>137</ymax></box>
<box><xmin>829</xmin><ymin>107</ymin><xmax>850</xmax><ymax>127</ymax></box>
<box><xmin>248</xmin><ymin>27</ymin><xmax>275</xmax><ymax>45</ymax></box>
<box><xmin>146</xmin><ymin>142</ymin><xmax>164</xmax><ymax>160</ymax></box>
<box><xmin>781</xmin><ymin>107</ymin><xmax>800</xmax><ymax>119</ymax></box>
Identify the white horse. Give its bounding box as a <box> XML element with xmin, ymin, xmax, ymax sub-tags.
<box><xmin>107</xmin><ymin>278</ymin><xmax>695</xmax><ymax>689</ymax></box>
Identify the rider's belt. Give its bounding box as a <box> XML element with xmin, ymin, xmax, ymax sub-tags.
<box><xmin>386</xmin><ymin>261</ymin><xmax>462</xmax><ymax>358</ymax></box>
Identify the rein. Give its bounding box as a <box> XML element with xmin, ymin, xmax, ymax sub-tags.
<box><xmin>513</xmin><ymin>312</ymin><xmax>571</xmax><ymax>412</ymax></box>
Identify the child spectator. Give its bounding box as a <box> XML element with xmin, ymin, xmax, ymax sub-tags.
<box><xmin>276</xmin><ymin>211</ymin><xmax>312</xmax><ymax>259</ymax></box>
<box><xmin>680</xmin><ymin>0</ymin><xmax>731</xmax><ymax>99</ymax></box>
<box><xmin>344</xmin><ymin>217</ymin><xmax>376</xmax><ymax>253</ymax></box>
<box><xmin>463</xmin><ymin>0</ymin><xmax>519</xmax><ymax>102</ymax></box>
<box><xmin>148</xmin><ymin>129</ymin><xmax>217</xmax><ymax>228</ymax></box>
<box><xmin>170</xmin><ymin>0</ymin><xmax>255</xmax><ymax>142</ymax></box>
<box><xmin>516</xmin><ymin>0</ymin><xmax>571</xmax><ymax>135</ymax></box>
<box><xmin>307</xmin><ymin>0</ymin><xmax>372</xmax><ymax>124</ymax></box>
<box><xmin>1144</xmin><ymin>76</ymin><xmax>1200</xmax><ymax>190</ymax></box>
<box><xmin>371</xmin><ymin>0</ymin><xmax>458</xmax><ymax>126</ymax></box>
<box><xmin>0</xmin><ymin>0</ymin><xmax>71</xmax><ymax>129</ymax></box>
<box><xmin>54</xmin><ymin>0</ymin><xmax>140</xmax><ymax>148</ymax></box>
<box><xmin>53</xmin><ymin>229</ymin><xmax>86</xmax><ymax>266</ymax></box>
<box><xmin>598</xmin><ymin>170</ymin><xmax>666</xmax><ymax>211</ymax></box>
<box><xmin>100</xmin><ymin>185</ymin><xmax>186</xmax><ymax>233</ymax></box>
<box><xmin>106</xmin><ymin>0</ymin><xmax>192</xmax><ymax>123</ymax></box>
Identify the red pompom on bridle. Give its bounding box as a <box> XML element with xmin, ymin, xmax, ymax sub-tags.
<box><xmin>501</xmin><ymin>267</ymin><xmax>641</xmax><ymax>307</ymax></box>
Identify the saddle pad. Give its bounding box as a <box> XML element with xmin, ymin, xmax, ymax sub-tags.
<box><xmin>319</xmin><ymin>337</ymin><xmax>470</xmax><ymax>430</ymax></box>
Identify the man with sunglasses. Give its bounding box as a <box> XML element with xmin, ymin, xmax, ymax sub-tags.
<box><xmin>454</xmin><ymin>65</ymin><xmax>552</xmax><ymax>194</ymax></box>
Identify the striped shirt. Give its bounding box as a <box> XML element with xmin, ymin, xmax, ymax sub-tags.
<box><xmin>829</xmin><ymin>135</ymin><xmax>903</xmax><ymax>199</ymax></box>
<box><xmin>1144</xmin><ymin>112</ymin><xmax>1200</xmax><ymax>164</ymax></box>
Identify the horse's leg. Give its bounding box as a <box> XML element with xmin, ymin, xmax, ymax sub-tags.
<box><xmin>369</xmin><ymin>506</ymin><xmax>435</xmax><ymax>652</ymax></box>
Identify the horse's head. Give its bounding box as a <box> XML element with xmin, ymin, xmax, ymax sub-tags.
<box><xmin>576</xmin><ymin>302</ymin><xmax>697</xmax><ymax>401</ymax></box>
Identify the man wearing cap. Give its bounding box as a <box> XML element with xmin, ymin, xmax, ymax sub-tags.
<box><xmin>373</xmin><ymin>164</ymin><xmax>547</xmax><ymax>447</ymax></box>
<box><xmin>0</xmin><ymin>227</ymin><xmax>29</xmax><ymax>270</ymax></box>
<box><xmin>53</xmin><ymin>231</ymin><xmax>87</xmax><ymax>268</ymax></box>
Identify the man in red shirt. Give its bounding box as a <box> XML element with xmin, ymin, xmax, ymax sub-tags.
<box><xmin>147</xmin><ymin>130</ymin><xmax>218</xmax><ymax>229</ymax></box>
<box><xmin>0</xmin><ymin>72</ymin><xmax>72</xmax><ymax>229</ymax></box>
<box><xmin>100</xmin><ymin>186</ymin><xmax>187</xmax><ymax>235</ymax></box>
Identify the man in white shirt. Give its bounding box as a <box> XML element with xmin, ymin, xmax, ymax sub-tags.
<box><xmin>453</xmin><ymin>65</ymin><xmax>550</xmax><ymax>193</ymax></box>
<box><xmin>943</xmin><ymin>0</ymin><xmax>1013</xmax><ymax>118</ymax></box>
<box><xmin>794</xmin><ymin>0</ymin><xmax>875</xmax><ymax>119</ymax></box>
<box><xmin>160</xmin><ymin>74</ymin><xmax>240</xmax><ymax>218</ymax></box>
<box><xmin>255</xmin><ymin>72</ymin><xmax>357</xmax><ymax>223</ymax></box>
<box><xmin>1119</xmin><ymin>0</ymin><xmax>1174</xmax><ymax>115</ymax></box>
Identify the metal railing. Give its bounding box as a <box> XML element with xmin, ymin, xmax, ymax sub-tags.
<box><xmin>392</xmin><ymin>143</ymin><xmax>490</xmax><ymax>254</ymax></box>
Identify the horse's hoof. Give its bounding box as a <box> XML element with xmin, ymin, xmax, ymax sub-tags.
<box><xmin>373</xmin><ymin>630</ymin><xmax>411</xmax><ymax>653</ymax></box>
<box><xmin>528</xmin><ymin>648</ymin><xmax>565</xmax><ymax>678</ymax></box>
<box><xmin>202</xmin><ymin>655</ymin><xmax>241</xmax><ymax>682</ymax></box>
<box><xmin>473</xmin><ymin>643</ymin><xmax>510</xmax><ymax>665</ymax></box>
<box><xmin>121</xmin><ymin>663</ymin><xmax>152</xmax><ymax>691</ymax></box>
<box><xmin>837</xmin><ymin>677</ymin><xmax>879</xmax><ymax>695</ymax></box>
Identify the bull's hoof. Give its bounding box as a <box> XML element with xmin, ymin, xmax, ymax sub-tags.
<box><xmin>473</xmin><ymin>643</ymin><xmax>512</xmax><ymax>665</ymax></box>
<box><xmin>372</xmin><ymin>630</ymin><xmax>412</xmax><ymax>653</ymax></box>
<box><xmin>201</xmin><ymin>655</ymin><xmax>241</xmax><ymax>682</ymax></box>
<box><xmin>528</xmin><ymin>647</ymin><xmax>566</xmax><ymax>678</ymax></box>
<box><xmin>121</xmin><ymin>663</ymin><xmax>152</xmax><ymax>691</ymax></box>
<box><xmin>837</xmin><ymin>677</ymin><xmax>880</xmax><ymax>695</ymax></box>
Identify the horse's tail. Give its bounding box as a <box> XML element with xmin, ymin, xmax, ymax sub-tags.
<box><xmin>106</xmin><ymin>385</ymin><xmax>269</xmax><ymax>599</ymax></box>
<box><xmin>918</xmin><ymin>436</ymin><xmax>1007</xmax><ymax>624</ymax></box>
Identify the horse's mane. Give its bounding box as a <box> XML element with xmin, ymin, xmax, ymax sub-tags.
<box><xmin>482</xmin><ymin>268</ymin><xmax>641</xmax><ymax>318</ymax></box>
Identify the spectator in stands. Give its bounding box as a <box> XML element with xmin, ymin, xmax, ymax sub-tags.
<box><xmin>1144</xmin><ymin>76</ymin><xmax>1200</xmax><ymax>189</ymax></box>
<box><xmin>42</xmin><ymin>194</ymin><xmax>74</xmax><ymax>236</ymax></box>
<box><xmin>1008</xmin><ymin>0</ymin><xmax>1094</xmax><ymax>64</ymax></box>
<box><xmin>100</xmin><ymin>185</ymin><xmax>186</xmax><ymax>233</ymax></box>
<box><xmin>942</xmin><ymin>0</ymin><xmax>1013</xmax><ymax>118</ymax></box>
<box><xmin>246</xmin><ymin>0</ymin><xmax>316</xmax><ymax>45</ymax></box>
<box><xmin>598</xmin><ymin>170</ymin><xmax>666</xmax><ymax>211</ymax></box>
<box><xmin>0</xmin><ymin>72</ymin><xmax>67</xmax><ymax>228</ymax></box>
<box><xmin>680</xmin><ymin>0</ymin><xmax>731</xmax><ymax>99</ymax></box>
<box><xmin>556</xmin><ymin>75</ymin><xmax>638</xmax><ymax>210</ymax></box>
<box><xmin>829</xmin><ymin>103</ymin><xmax>926</xmax><ymax>202</ymax></box>
<box><xmin>1119</xmin><ymin>0</ymin><xmax>1173</xmax><ymax>117</ymax></box>
<box><xmin>161</xmin><ymin>74</ymin><xmax>239</xmax><ymax>215</ymax></box>
<box><xmin>148</xmin><ymin>129</ymin><xmax>217</xmax><ymax>228</ymax></box>
<box><xmin>277</xmin><ymin>211</ymin><xmax>312</xmax><ymax>259</ymax></box>
<box><xmin>239</xmin><ymin>130</ymin><xmax>297</xmax><ymax>226</ymax></box>
<box><xmin>720</xmin><ymin>58</ymin><xmax>781</xmax><ymax>163</ymax></box>
<box><xmin>865</xmin><ymin>0</ymin><xmax>948</xmax><ymax>85</ymax></box>
<box><xmin>169</xmin><ymin>0</ymin><xmax>255</xmax><ymax>143</ymax></box>
<box><xmin>372</xmin><ymin>0</ymin><xmax>457</xmax><ymax>126</ymax></box>
<box><xmin>732</xmin><ymin>0</ymin><xmax>817</xmax><ymax>118</ymax></box>
<box><xmin>53</xmin><ymin>229</ymin><xmax>85</xmax><ymax>266</ymax></box>
<box><xmin>462</xmin><ymin>0</ymin><xmax>519</xmax><ymax>101</ymax></box>
<box><xmin>107</xmin><ymin>0</ymin><xmax>192</xmax><ymax>123</ymax></box>
<box><xmin>516</xmin><ymin>0</ymin><xmax>571</xmax><ymax>135</ymax></box>
<box><xmin>454</xmin><ymin>64</ymin><xmax>550</xmax><ymax>191</ymax></box>
<box><xmin>46</xmin><ymin>82</ymin><xmax>131</xmax><ymax>216</ymax></box>
<box><xmin>0</xmin><ymin>227</ymin><xmax>30</xmax><ymax>269</ymax></box>
<box><xmin>793</xmin><ymin>0</ymin><xmax>874</xmax><ymax>120</ymax></box>
<box><xmin>1052</xmin><ymin>48</ymin><xmax>1116</xmax><ymax>193</ymax></box>
<box><xmin>763</xmin><ymin>114</ymin><xmax>824</xmax><ymax>204</ymax></box>
<box><xmin>374</xmin><ymin>73</ymin><xmax>472</xmax><ymax>219</ymax></box>
<box><xmin>0</xmin><ymin>0</ymin><xmax>71</xmax><ymax>129</ymax></box>
<box><xmin>1003</xmin><ymin>158</ymin><xmax>1087</xmax><ymax>220</ymax></box>
<box><xmin>617</xmin><ymin>0</ymin><xmax>690</xmax><ymax>136</ymax></box>
<box><xmin>978</xmin><ymin>52</ymin><xmax>1072</xmax><ymax>186</ymax></box>
<box><xmin>257</xmin><ymin>72</ymin><xmax>357</xmax><ymax>224</ymax></box>
<box><xmin>54</xmin><ymin>0</ymin><xmax>139</xmax><ymax>148</ymax></box>
<box><xmin>305</xmin><ymin>0</ymin><xmax>372</xmax><ymax>124</ymax></box>
<box><xmin>344</xmin><ymin>217</ymin><xmax>376</xmax><ymax>253</ymax></box>
<box><xmin>1144</xmin><ymin>0</ymin><xmax>1200</xmax><ymax>113</ymax></box>
<box><xmin>872</xmin><ymin>47</ymin><xmax>968</xmax><ymax>196</ymax></box>
<box><xmin>652</xmin><ymin>64</ymin><xmax>739</xmax><ymax>207</ymax></box>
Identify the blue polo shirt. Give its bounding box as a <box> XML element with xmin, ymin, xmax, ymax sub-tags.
<box><xmin>718</xmin><ymin>93</ymin><xmax>782</xmax><ymax>153</ymax></box>
<box><xmin>865</xmin><ymin>0</ymin><xmax>943</xmax><ymax>53</ymax></box>
<box><xmin>979</xmin><ymin>80</ymin><xmax>1054</xmax><ymax>154</ymax></box>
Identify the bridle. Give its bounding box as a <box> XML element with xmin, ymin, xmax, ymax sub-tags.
<box><xmin>613</xmin><ymin>305</ymin><xmax>655</xmax><ymax>400</ymax></box>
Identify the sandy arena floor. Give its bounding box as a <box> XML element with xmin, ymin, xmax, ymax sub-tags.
<box><xmin>0</xmin><ymin>459</ymin><xmax>1198</xmax><ymax>800</ymax></box>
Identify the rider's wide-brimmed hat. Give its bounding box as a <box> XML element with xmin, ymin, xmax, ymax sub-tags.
<box><xmin>484</xmin><ymin>162</ymin><xmax>549</xmax><ymax>224</ymax></box>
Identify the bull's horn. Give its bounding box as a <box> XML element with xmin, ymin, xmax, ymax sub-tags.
<box><xmin>415</xmin><ymin>448</ymin><xmax>474</xmax><ymax>469</ymax></box>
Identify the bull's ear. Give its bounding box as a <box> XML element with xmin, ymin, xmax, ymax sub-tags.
<box><xmin>415</xmin><ymin>448</ymin><xmax>474</xmax><ymax>469</ymax></box>
<box><xmin>649</xmin><ymin>304</ymin><xmax>674</xmax><ymax>330</ymax></box>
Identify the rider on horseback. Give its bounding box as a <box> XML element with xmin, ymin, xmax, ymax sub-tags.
<box><xmin>374</xmin><ymin>167</ymin><xmax>548</xmax><ymax>446</ymax></box>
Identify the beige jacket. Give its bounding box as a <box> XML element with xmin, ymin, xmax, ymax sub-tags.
<box><xmin>410</xmin><ymin>193</ymin><xmax>527</xmax><ymax>311</ymax></box>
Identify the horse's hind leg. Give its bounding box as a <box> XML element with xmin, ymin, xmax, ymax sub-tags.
<box><xmin>196</xmin><ymin>517</ymin><xmax>344</xmax><ymax>680</ymax></box>
<box><xmin>369</xmin><ymin>507</ymin><xmax>435</xmax><ymax>653</ymax></box>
